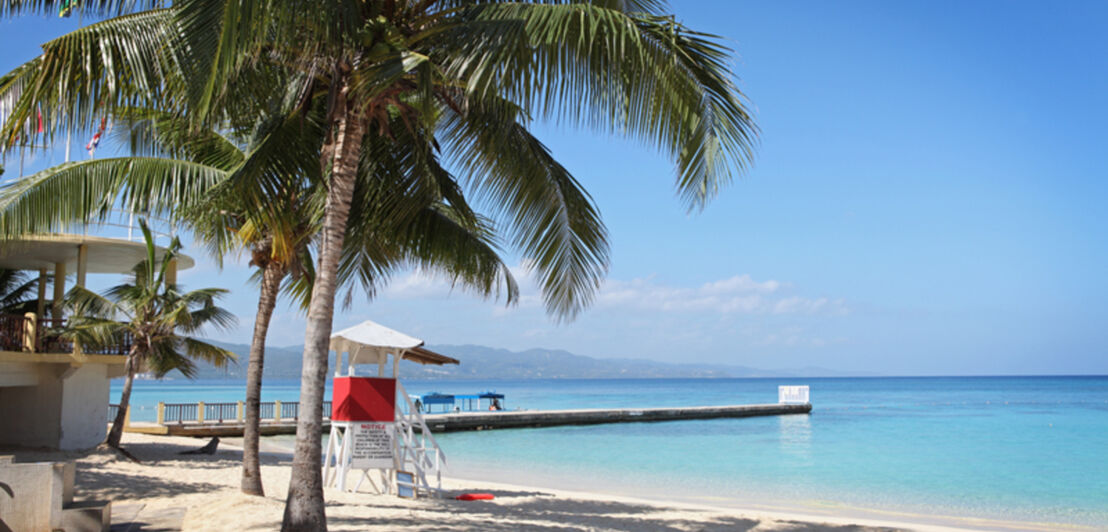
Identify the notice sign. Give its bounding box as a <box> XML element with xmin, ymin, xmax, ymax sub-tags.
<box><xmin>349</xmin><ymin>422</ymin><xmax>394</xmax><ymax>470</ymax></box>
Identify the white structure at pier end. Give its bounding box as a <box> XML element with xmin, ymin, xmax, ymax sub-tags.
<box><xmin>0</xmin><ymin>232</ymin><xmax>193</xmax><ymax>450</ymax></box>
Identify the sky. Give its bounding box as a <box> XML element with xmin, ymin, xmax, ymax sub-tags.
<box><xmin>1</xmin><ymin>1</ymin><xmax>1105</xmax><ymax>375</ymax></box>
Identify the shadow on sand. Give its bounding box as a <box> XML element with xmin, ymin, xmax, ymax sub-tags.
<box><xmin>317</xmin><ymin>485</ymin><xmax>902</xmax><ymax>532</ymax></box>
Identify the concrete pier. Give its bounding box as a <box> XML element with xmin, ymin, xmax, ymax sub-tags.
<box><xmin>123</xmin><ymin>403</ymin><xmax>811</xmax><ymax>437</ymax></box>
<box><xmin>422</xmin><ymin>403</ymin><xmax>812</xmax><ymax>432</ymax></box>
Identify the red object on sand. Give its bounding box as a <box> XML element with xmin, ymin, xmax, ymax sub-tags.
<box><xmin>455</xmin><ymin>493</ymin><xmax>495</xmax><ymax>501</ymax></box>
<box><xmin>331</xmin><ymin>377</ymin><xmax>396</xmax><ymax>422</ymax></box>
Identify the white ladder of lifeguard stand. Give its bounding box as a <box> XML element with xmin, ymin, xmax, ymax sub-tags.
<box><xmin>323</xmin><ymin>343</ymin><xmax>448</xmax><ymax>497</ymax></box>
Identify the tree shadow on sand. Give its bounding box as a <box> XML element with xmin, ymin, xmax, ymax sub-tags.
<box><xmin>318</xmin><ymin>486</ymin><xmax>903</xmax><ymax>532</ymax></box>
<box><xmin>116</xmin><ymin>442</ymin><xmax>290</xmax><ymax>471</ymax></box>
<box><xmin>76</xmin><ymin>467</ymin><xmax>223</xmax><ymax>501</ymax></box>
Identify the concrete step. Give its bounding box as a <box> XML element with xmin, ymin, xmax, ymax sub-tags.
<box><xmin>109</xmin><ymin>504</ymin><xmax>185</xmax><ymax>532</ymax></box>
<box><xmin>62</xmin><ymin>500</ymin><xmax>111</xmax><ymax>532</ymax></box>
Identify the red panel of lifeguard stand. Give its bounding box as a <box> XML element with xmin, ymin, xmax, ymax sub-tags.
<box><xmin>331</xmin><ymin>377</ymin><xmax>396</xmax><ymax>422</ymax></box>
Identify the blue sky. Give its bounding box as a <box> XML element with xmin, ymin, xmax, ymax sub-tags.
<box><xmin>2</xmin><ymin>1</ymin><xmax>1105</xmax><ymax>375</ymax></box>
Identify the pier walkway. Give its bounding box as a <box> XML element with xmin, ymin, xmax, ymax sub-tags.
<box><xmin>422</xmin><ymin>403</ymin><xmax>811</xmax><ymax>432</ymax></box>
<box><xmin>120</xmin><ymin>402</ymin><xmax>811</xmax><ymax>437</ymax></box>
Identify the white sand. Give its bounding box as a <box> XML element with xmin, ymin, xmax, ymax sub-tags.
<box><xmin>8</xmin><ymin>433</ymin><xmax>1057</xmax><ymax>531</ymax></box>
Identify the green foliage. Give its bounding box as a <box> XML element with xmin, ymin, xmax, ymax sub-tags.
<box><xmin>0</xmin><ymin>268</ymin><xmax>47</xmax><ymax>314</ymax></box>
<box><xmin>0</xmin><ymin>100</ymin><xmax>520</xmax><ymax>309</ymax></box>
<box><xmin>64</xmin><ymin>219</ymin><xmax>237</xmax><ymax>378</ymax></box>
<box><xmin>0</xmin><ymin>0</ymin><xmax>758</xmax><ymax>321</ymax></box>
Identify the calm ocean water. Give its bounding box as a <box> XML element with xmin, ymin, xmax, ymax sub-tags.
<box><xmin>112</xmin><ymin>376</ymin><xmax>1108</xmax><ymax>528</ymax></box>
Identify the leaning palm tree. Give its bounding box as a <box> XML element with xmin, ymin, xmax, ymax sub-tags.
<box><xmin>0</xmin><ymin>2</ymin><xmax>758</xmax><ymax>528</ymax></box>
<box><xmin>65</xmin><ymin>220</ymin><xmax>237</xmax><ymax>448</ymax></box>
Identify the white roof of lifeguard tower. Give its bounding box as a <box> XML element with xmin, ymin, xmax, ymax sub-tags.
<box><xmin>330</xmin><ymin>320</ymin><xmax>458</xmax><ymax>366</ymax></box>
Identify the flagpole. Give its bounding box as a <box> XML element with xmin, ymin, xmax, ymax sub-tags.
<box><xmin>69</xmin><ymin>5</ymin><xmax>83</xmax><ymax>163</ymax></box>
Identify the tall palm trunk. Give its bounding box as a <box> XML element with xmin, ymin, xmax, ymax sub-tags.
<box><xmin>241</xmin><ymin>260</ymin><xmax>285</xmax><ymax>496</ymax></box>
<box><xmin>282</xmin><ymin>80</ymin><xmax>366</xmax><ymax>532</ymax></box>
<box><xmin>105</xmin><ymin>349</ymin><xmax>138</xmax><ymax>448</ymax></box>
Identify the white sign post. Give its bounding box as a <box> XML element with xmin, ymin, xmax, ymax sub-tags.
<box><xmin>778</xmin><ymin>385</ymin><xmax>810</xmax><ymax>404</ymax></box>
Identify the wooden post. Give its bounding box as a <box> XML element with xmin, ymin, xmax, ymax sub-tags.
<box><xmin>274</xmin><ymin>400</ymin><xmax>282</xmax><ymax>422</ymax></box>
<box><xmin>70</xmin><ymin>246</ymin><xmax>90</xmax><ymax>357</ymax></box>
<box><xmin>124</xmin><ymin>407</ymin><xmax>132</xmax><ymax>429</ymax></box>
<box><xmin>197</xmin><ymin>402</ymin><xmax>205</xmax><ymax>424</ymax></box>
<box><xmin>156</xmin><ymin>402</ymin><xmax>165</xmax><ymax>425</ymax></box>
<box><xmin>76</xmin><ymin>243</ymin><xmax>88</xmax><ymax>287</ymax></box>
<box><xmin>165</xmin><ymin>258</ymin><xmax>177</xmax><ymax>286</ymax></box>
<box><xmin>52</xmin><ymin>262</ymin><xmax>66</xmax><ymax>320</ymax></box>
<box><xmin>237</xmin><ymin>400</ymin><xmax>244</xmax><ymax>422</ymax></box>
<box><xmin>35</xmin><ymin>269</ymin><xmax>47</xmax><ymax>320</ymax></box>
<box><xmin>22</xmin><ymin>312</ymin><xmax>36</xmax><ymax>352</ymax></box>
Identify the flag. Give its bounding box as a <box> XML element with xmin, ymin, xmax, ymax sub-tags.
<box><xmin>86</xmin><ymin>117</ymin><xmax>107</xmax><ymax>157</ymax></box>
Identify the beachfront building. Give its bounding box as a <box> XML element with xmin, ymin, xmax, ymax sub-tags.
<box><xmin>0</xmin><ymin>228</ymin><xmax>193</xmax><ymax>450</ymax></box>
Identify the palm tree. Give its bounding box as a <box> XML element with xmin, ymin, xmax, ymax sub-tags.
<box><xmin>175</xmin><ymin>9</ymin><xmax>756</xmax><ymax>530</ymax></box>
<box><xmin>0</xmin><ymin>2</ymin><xmax>758</xmax><ymax>528</ymax></box>
<box><xmin>0</xmin><ymin>101</ymin><xmax>519</xmax><ymax>494</ymax></box>
<box><xmin>66</xmin><ymin>220</ymin><xmax>237</xmax><ymax>448</ymax></box>
<box><xmin>179</xmin><ymin>115</ymin><xmax>518</xmax><ymax>497</ymax></box>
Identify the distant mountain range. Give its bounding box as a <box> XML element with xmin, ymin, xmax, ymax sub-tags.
<box><xmin>188</xmin><ymin>341</ymin><xmax>871</xmax><ymax>380</ymax></box>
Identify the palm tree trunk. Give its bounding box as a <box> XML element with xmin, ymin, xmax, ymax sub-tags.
<box><xmin>105</xmin><ymin>351</ymin><xmax>137</xmax><ymax>448</ymax></box>
<box><xmin>241</xmin><ymin>260</ymin><xmax>284</xmax><ymax>496</ymax></box>
<box><xmin>282</xmin><ymin>80</ymin><xmax>366</xmax><ymax>532</ymax></box>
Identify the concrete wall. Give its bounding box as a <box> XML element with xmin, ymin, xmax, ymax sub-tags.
<box><xmin>0</xmin><ymin>461</ymin><xmax>73</xmax><ymax>532</ymax></box>
<box><xmin>0</xmin><ymin>362</ymin><xmax>38</xmax><ymax>387</ymax></box>
<box><xmin>59</xmin><ymin>364</ymin><xmax>109</xmax><ymax>450</ymax></box>
<box><xmin>0</xmin><ymin>365</ymin><xmax>63</xmax><ymax>448</ymax></box>
<box><xmin>0</xmin><ymin>363</ymin><xmax>110</xmax><ymax>450</ymax></box>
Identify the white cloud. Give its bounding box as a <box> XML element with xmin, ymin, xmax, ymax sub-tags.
<box><xmin>772</xmin><ymin>296</ymin><xmax>848</xmax><ymax>316</ymax></box>
<box><xmin>596</xmin><ymin>274</ymin><xmax>844</xmax><ymax>316</ymax></box>
<box><xmin>382</xmin><ymin>268</ymin><xmax>846</xmax><ymax>317</ymax></box>
<box><xmin>701</xmin><ymin>274</ymin><xmax>782</xmax><ymax>294</ymax></box>
<box><xmin>384</xmin><ymin>270</ymin><xmax>454</xmax><ymax>298</ymax></box>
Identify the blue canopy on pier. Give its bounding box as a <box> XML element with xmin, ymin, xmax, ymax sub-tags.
<box><xmin>420</xmin><ymin>393</ymin><xmax>455</xmax><ymax>405</ymax></box>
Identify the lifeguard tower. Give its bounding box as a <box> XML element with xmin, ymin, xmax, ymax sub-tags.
<box><xmin>324</xmin><ymin>320</ymin><xmax>457</xmax><ymax>497</ymax></box>
<box><xmin>0</xmin><ymin>221</ymin><xmax>192</xmax><ymax>450</ymax></box>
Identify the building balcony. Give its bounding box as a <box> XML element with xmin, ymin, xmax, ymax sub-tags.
<box><xmin>0</xmin><ymin>314</ymin><xmax>133</xmax><ymax>357</ymax></box>
<box><xmin>0</xmin><ymin>229</ymin><xmax>194</xmax><ymax>450</ymax></box>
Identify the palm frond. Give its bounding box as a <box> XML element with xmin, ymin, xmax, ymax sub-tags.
<box><xmin>181</xmin><ymin>336</ymin><xmax>237</xmax><ymax>367</ymax></box>
<box><xmin>435</xmin><ymin>2</ymin><xmax>758</xmax><ymax>210</ymax></box>
<box><xmin>439</xmin><ymin>96</ymin><xmax>608</xmax><ymax>320</ymax></box>
<box><xmin>0</xmin><ymin>0</ymin><xmax>158</xmax><ymax>18</ymax></box>
<box><xmin>0</xmin><ymin>9</ymin><xmax>180</xmax><ymax>148</ymax></box>
<box><xmin>0</xmin><ymin>157</ymin><xmax>228</xmax><ymax>238</ymax></box>
<box><xmin>0</xmin><ymin>269</ymin><xmax>45</xmax><ymax>313</ymax></box>
<box><xmin>64</xmin><ymin>285</ymin><xmax>122</xmax><ymax>321</ymax></box>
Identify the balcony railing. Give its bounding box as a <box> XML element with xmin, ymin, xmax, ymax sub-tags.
<box><xmin>0</xmin><ymin>312</ymin><xmax>131</xmax><ymax>356</ymax></box>
<box><xmin>0</xmin><ymin>313</ymin><xmax>29</xmax><ymax>352</ymax></box>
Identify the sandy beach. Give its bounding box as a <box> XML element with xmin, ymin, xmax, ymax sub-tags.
<box><xmin>1</xmin><ymin>432</ymin><xmax>1028</xmax><ymax>532</ymax></box>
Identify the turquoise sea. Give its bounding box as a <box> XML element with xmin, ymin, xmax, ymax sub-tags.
<box><xmin>113</xmin><ymin>376</ymin><xmax>1108</xmax><ymax>529</ymax></box>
